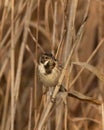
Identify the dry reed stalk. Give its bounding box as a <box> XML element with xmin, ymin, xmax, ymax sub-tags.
<box><xmin>64</xmin><ymin>0</ymin><xmax>78</xmax><ymax>62</ymax></box>
<box><xmin>53</xmin><ymin>2</ymin><xmax>64</xmax><ymax>130</ymax></box>
<box><xmin>1</xmin><ymin>72</ymin><xmax>11</xmax><ymax>130</ymax></box>
<box><xmin>5</xmin><ymin>110</ymin><xmax>11</xmax><ymax>130</ymax></box>
<box><xmin>0</xmin><ymin>58</ymin><xmax>9</xmax><ymax>80</ymax></box>
<box><xmin>55</xmin><ymin>102</ymin><xmax>64</xmax><ymax>130</ymax></box>
<box><xmin>63</xmin><ymin>0</ymin><xmax>78</xmax><ymax>129</ymax></box>
<box><xmin>0</xmin><ymin>0</ymin><xmax>9</xmax><ymax>41</ymax></box>
<box><xmin>98</xmin><ymin>0</ymin><xmax>104</xmax><ymax>41</ymax></box>
<box><xmin>55</xmin><ymin>0</ymin><xmax>68</xmax><ymax>59</ymax></box>
<box><xmin>0</xmin><ymin>43</ymin><xmax>9</xmax><ymax>59</ymax></box>
<box><xmin>70</xmin><ymin>117</ymin><xmax>100</xmax><ymax>124</ymax></box>
<box><xmin>11</xmin><ymin>0</ymin><xmax>15</xmax><ymax>129</ymax></box>
<box><xmin>0</xmin><ymin>28</ymin><xmax>11</xmax><ymax>49</ymax></box>
<box><xmin>34</xmin><ymin>98</ymin><xmax>44</xmax><ymax>129</ymax></box>
<box><xmin>28</xmin><ymin>88</ymin><xmax>33</xmax><ymax>130</ymax></box>
<box><xmin>64</xmin><ymin>103</ymin><xmax>68</xmax><ymax>130</ymax></box>
<box><xmin>52</xmin><ymin>2</ymin><xmax>57</xmax><ymax>54</ymax></box>
<box><xmin>97</xmin><ymin>1</ymin><xmax>104</xmax><ymax>104</ymax></box>
<box><xmin>102</xmin><ymin>103</ymin><xmax>104</xmax><ymax>130</ymax></box>
<box><xmin>64</xmin><ymin>64</ymin><xmax>73</xmax><ymax>130</ymax></box>
<box><xmin>44</xmin><ymin>0</ymin><xmax>52</xmax><ymax>41</ymax></box>
<box><xmin>34</xmin><ymin>0</ymin><xmax>40</xmax><ymax>126</ymax></box>
<box><xmin>57</xmin><ymin>0</ymin><xmax>78</xmax><ymax>129</ymax></box>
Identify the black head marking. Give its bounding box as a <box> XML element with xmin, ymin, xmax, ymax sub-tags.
<box><xmin>39</xmin><ymin>52</ymin><xmax>56</xmax><ymax>64</ymax></box>
<box><xmin>44</xmin><ymin>52</ymin><xmax>53</xmax><ymax>57</ymax></box>
<box><xmin>43</xmin><ymin>52</ymin><xmax>56</xmax><ymax>61</ymax></box>
<box><xmin>44</xmin><ymin>60</ymin><xmax>56</xmax><ymax>74</ymax></box>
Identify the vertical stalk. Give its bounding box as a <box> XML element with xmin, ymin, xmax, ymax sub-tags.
<box><xmin>64</xmin><ymin>0</ymin><xmax>78</xmax><ymax>129</ymax></box>
<box><xmin>28</xmin><ymin>88</ymin><xmax>33</xmax><ymax>130</ymax></box>
<box><xmin>64</xmin><ymin>0</ymin><xmax>78</xmax><ymax>62</ymax></box>
<box><xmin>102</xmin><ymin>103</ymin><xmax>104</xmax><ymax>130</ymax></box>
<box><xmin>52</xmin><ymin>2</ymin><xmax>57</xmax><ymax>54</ymax></box>
<box><xmin>11</xmin><ymin>0</ymin><xmax>15</xmax><ymax>129</ymax></box>
<box><xmin>34</xmin><ymin>0</ymin><xmax>40</xmax><ymax>125</ymax></box>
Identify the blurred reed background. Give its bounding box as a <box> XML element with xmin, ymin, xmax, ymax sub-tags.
<box><xmin>0</xmin><ymin>0</ymin><xmax>104</xmax><ymax>130</ymax></box>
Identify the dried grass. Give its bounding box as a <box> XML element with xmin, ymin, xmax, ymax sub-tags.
<box><xmin>0</xmin><ymin>0</ymin><xmax>104</xmax><ymax>130</ymax></box>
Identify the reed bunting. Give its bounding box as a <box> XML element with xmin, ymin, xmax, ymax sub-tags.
<box><xmin>38</xmin><ymin>53</ymin><xmax>62</xmax><ymax>89</ymax></box>
<box><xmin>38</xmin><ymin>52</ymin><xmax>101</xmax><ymax>105</ymax></box>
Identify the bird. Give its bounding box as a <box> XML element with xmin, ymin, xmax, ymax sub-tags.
<box><xmin>38</xmin><ymin>52</ymin><xmax>101</xmax><ymax>105</ymax></box>
<box><xmin>38</xmin><ymin>52</ymin><xmax>62</xmax><ymax>89</ymax></box>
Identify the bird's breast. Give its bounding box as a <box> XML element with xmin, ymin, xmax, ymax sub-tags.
<box><xmin>38</xmin><ymin>64</ymin><xmax>61</xmax><ymax>87</ymax></box>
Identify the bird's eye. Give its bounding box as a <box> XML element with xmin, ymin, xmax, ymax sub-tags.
<box><xmin>45</xmin><ymin>56</ymin><xmax>48</xmax><ymax>59</ymax></box>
